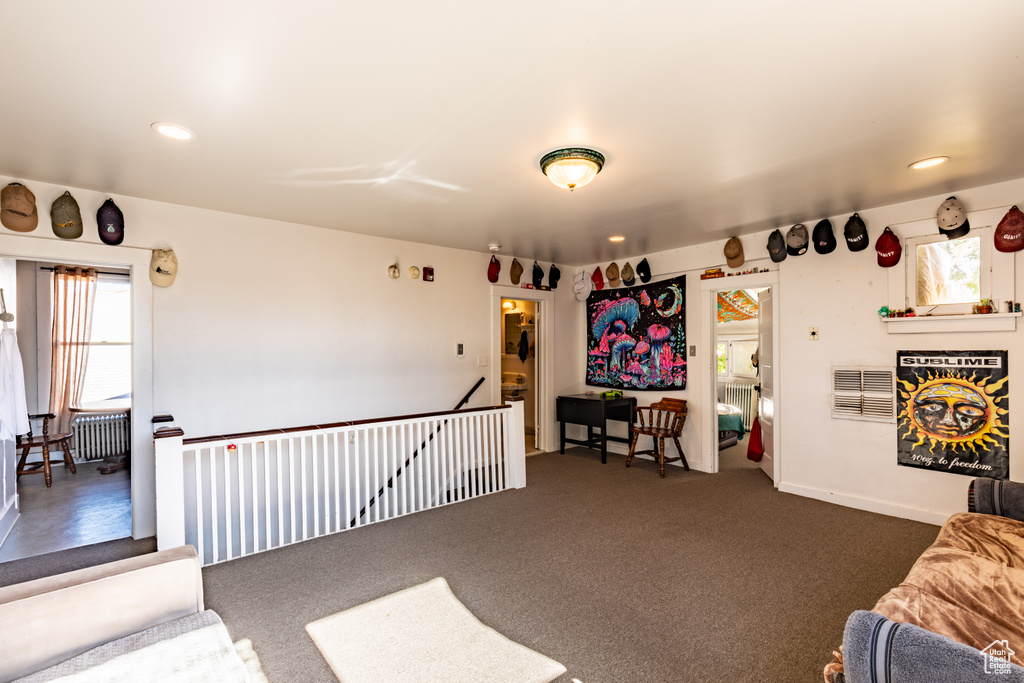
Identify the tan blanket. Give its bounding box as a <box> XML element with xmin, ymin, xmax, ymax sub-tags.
<box><xmin>824</xmin><ymin>512</ymin><xmax>1024</xmax><ymax>681</ymax></box>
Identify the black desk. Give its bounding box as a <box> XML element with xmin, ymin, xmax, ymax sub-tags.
<box><xmin>557</xmin><ymin>394</ymin><xmax>637</xmax><ymax>464</ymax></box>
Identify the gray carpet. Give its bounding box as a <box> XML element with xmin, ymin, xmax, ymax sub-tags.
<box><xmin>195</xmin><ymin>449</ymin><xmax>940</xmax><ymax>683</ymax></box>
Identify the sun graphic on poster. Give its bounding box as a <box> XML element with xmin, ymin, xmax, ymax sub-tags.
<box><xmin>898</xmin><ymin>370</ymin><xmax>1009</xmax><ymax>456</ymax></box>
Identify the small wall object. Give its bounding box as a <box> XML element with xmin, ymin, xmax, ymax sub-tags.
<box><xmin>423</xmin><ymin>267</ymin><xmax>434</xmax><ymax>282</ymax></box>
<box><xmin>388</xmin><ymin>263</ymin><xmax>400</xmax><ymax>279</ymax></box>
<box><xmin>408</xmin><ymin>266</ymin><xmax>420</xmax><ymax>279</ymax></box>
<box><xmin>149</xmin><ymin>249</ymin><xmax>178</xmax><ymax>287</ymax></box>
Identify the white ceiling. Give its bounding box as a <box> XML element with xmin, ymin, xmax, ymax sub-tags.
<box><xmin>3</xmin><ymin>1</ymin><xmax>1024</xmax><ymax>266</ymax></box>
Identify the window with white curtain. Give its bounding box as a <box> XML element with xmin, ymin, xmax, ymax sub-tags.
<box><xmin>79</xmin><ymin>275</ymin><xmax>131</xmax><ymax>403</ymax></box>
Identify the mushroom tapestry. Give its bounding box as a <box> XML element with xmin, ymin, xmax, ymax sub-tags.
<box><xmin>586</xmin><ymin>275</ymin><xmax>686</xmax><ymax>390</ymax></box>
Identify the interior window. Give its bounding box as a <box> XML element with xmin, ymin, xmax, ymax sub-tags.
<box><xmin>79</xmin><ymin>276</ymin><xmax>132</xmax><ymax>403</ymax></box>
<box><xmin>716</xmin><ymin>342</ymin><xmax>727</xmax><ymax>375</ymax></box>
<box><xmin>730</xmin><ymin>341</ymin><xmax>758</xmax><ymax>378</ymax></box>
<box><xmin>915</xmin><ymin>236</ymin><xmax>980</xmax><ymax>306</ymax></box>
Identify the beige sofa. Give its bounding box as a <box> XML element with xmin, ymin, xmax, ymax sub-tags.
<box><xmin>0</xmin><ymin>545</ymin><xmax>252</xmax><ymax>682</ymax></box>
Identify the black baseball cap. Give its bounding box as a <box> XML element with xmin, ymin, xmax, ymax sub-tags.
<box><xmin>636</xmin><ymin>258</ymin><xmax>652</xmax><ymax>283</ymax></box>
<box><xmin>97</xmin><ymin>199</ymin><xmax>124</xmax><ymax>245</ymax></box>
<box><xmin>532</xmin><ymin>261</ymin><xmax>544</xmax><ymax>288</ymax></box>
<box><xmin>812</xmin><ymin>219</ymin><xmax>836</xmax><ymax>254</ymax></box>
<box><xmin>766</xmin><ymin>229</ymin><xmax>787</xmax><ymax>263</ymax></box>
<box><xmin>549</xmin><ymin>263</ymin><xmax>561</xmax><ymax>288</ymax></box>
<box><xmin>844</xmin><ymin>213</ymin><xmax>868</xmax><ymax>251</ymax></box>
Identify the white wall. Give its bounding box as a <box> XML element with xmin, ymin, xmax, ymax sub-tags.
<box><xmin>0</xmin><ymin>174</ymin><xmax>503</xmax><ymax>438</ymax></box>
<box><xmin>557</xmin><ymin>176</ymin><xmax>1024</xmax><ymax>524</ymax></box>
<box><xmin>0</xmin><ymin>173</ymin><xmax>514</xmax><ymax>539</ymax></box>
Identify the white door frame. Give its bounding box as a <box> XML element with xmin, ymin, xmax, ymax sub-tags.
<box><xmin>699</xmin><ymin>271</ymin><xmax>781</xmax><ymax>483</ymax></box>
<box><xmin>0</xmin><ymin>234</ymin><xmax>155</xmax><ymax>538</ymax></box>
<box><xmin>490</xmin><ymin>286</ymin><xmax>555</xmax><ymax>453</ymax></box>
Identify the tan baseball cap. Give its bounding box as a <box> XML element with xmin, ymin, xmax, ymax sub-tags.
<box><xmin>606</xmin><ymin>262</ymin><xmax>620</xmax><ymax>287</ymax></box>
<box><xmin>724</xmin><ymin>237</ymin><xmax>744</xmax><ymax>268</ymax></box>
<box><xmin>150</xmin><ymin>249</ymin><xmax>178</xmax><ymax>287</ymax></box>
<box><xmin>1</xmin><ymin>183</ymin><xmax>38</xmax><ymax>232</ymax></box>
<box><xmin>510</xmin><ymin>258</ymin><xmax>523</xmax><ymax>285</ymax></box>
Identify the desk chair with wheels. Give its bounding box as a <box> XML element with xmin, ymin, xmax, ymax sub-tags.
<box><xmin>625</xmin><ymin>398</ymin><xmax>689</xmax><ymax>478</ymax></box>
<box><xmin>16</xmin><ymin>413</ymin><xmax>76</xmax><ymax>488</ymax></box>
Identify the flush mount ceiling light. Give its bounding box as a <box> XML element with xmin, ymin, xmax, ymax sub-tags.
<box><xmin>540</xmin><ymin>147</ymin><xmax>605</xmax><ymax>191</ymax></box>
<box><xmin>151</xmin><ymin>122</ymin><xmax>195</xmax><ymax>140</ymax></box>
<box><xmin>908</xmin><ymin>156</ymin><xmax>949</xmax><ymax>170</ymax></box>
<box><xmin>608</xmin><ymin>235</ymin><xmax>625</xmax><ymax>242</ymax></box>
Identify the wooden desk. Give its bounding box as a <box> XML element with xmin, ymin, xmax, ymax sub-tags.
<box><xmin>557</xmin><ymin>394</ymin><xmax>637</xmax><ymax>464</ymax></box>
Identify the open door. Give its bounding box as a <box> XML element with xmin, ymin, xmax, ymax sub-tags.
<box><xmin>757</xmin><ymin>288</ymin><xmax>774</xmax><ymax>482</ymax></box>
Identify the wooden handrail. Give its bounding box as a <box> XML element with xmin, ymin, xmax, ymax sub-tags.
<box><xmin>181</xmin><ymin>404</ymin><xmax>508</xmax><ymax>446</ymax></box>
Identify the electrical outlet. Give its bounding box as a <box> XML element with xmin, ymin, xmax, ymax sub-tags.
<box><xmin>809</xmin><ymin>327</ymin><xmax>819</xmax><ymax>340</ymax></box>
<box><xmin>477</xmin><ymin>355</ymin><xmax>488</xmax><ymax>367</ymax></box>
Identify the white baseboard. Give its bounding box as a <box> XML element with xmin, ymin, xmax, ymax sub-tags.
<box><xmin>778</xmin><ymin>482</ymin><xmax>950</xmax><ymax>526</ymax></box>
<box><xmin>0</xmin><ymin>501</ymin><xmax>19</xmax><ymax>550</ymax></box>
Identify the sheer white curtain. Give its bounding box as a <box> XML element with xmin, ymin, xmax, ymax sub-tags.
<box><xmin>49</xmin><ymin>266</ymin><xmax>97</xmax><ymax>433</ymax></box>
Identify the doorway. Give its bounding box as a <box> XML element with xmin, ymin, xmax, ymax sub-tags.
<box><xmin>714</xmin><ymin>288</ymin><xmax>763</xmax><ymax>472</ymax></box>
<box><xmin>0</xmin><ymin>260</ymin><xmax>133</xmax><ymax>562</ymax></box>
<box><xmin>699</xmin><ymin>271</ymin><xmax>780</xmax><ymax>481</ymax></box>
<box><xmin>500</xmin><ymin>298</ymin><xmax>542</xmax><ymax>455</ymax></box>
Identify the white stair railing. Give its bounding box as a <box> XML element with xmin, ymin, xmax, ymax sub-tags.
<box><xmin>155</xmin><ymin>402</ymin><xmax>526</xmax><ymax>566</ymax></box>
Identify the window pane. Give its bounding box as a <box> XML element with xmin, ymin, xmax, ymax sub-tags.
<box><xmin>716</xmin><ymin>343</ymin><xmax>727</xmax><ymax>375</ymax></box>
<box><xmin>80</xmin><ymin>345</ymin><xmax>132</xmax><ymax>403</ymax></box>
<box><xmin>90</xmin><ymin>279</ymin><xmax>131</xmax><ymax>342</ymax></box>
<box><xmin>731</xmin><ymin>341</ymin><xmax>758</xmax><ymax>377</ymax></box>
<box><xmin>916</xmin><ymin>237</ymin><xmax>980</xmax><ymax>306</ymax></box>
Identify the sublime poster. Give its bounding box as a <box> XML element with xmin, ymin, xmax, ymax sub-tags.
<box><xmin>896</xmin><ymin>350</ymin><xmax>1009</xmax><ymax>479</ymax></box>
<box><xmin>585</xmin><ymin>275</ymin><xmax>686</xmax><ymax>390</ymax></box>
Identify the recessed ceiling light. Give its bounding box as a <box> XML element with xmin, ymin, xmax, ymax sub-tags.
<box><xmin>608</xmin><ymin>235</ymin><xmax>625</xmax><ymax>242</ymax></box>
<box><xmin>151</xmin><ymin>122</ymin><xmax>195</xmax><ymax>140</ymax></box>
<box><xmin>909</xmin><ymin>156</ymin><xmax>949</xmax><ymax>170</ymax></box>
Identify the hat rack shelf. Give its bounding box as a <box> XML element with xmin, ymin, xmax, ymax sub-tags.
<box><xmin>880</xmin><ymin>311</ymin><xmax>1020</xmax><ymax>334</ymax></box>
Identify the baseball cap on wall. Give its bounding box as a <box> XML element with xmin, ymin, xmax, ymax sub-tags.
<box><xmin>606</xmin><ymin>262</ymin><xmax>620</xmax><ymax>287</ymax></box>
<box><xmin>621</xmin><ymin>262</ymin><xmax>635</xmax><ymax>286</ymax></box>
<box><xmin>97</xmin><ymin>199</ymin><xmax>124</xmax><ymax>245</ymax></box>
<box><xmin>1</xmin><ymin>183</ymin><xmax>38</xmax><ymax>232</ymax></box>
<box><xmin>636</xmin><ymin>258</ymin><xmax>652</xmax><ymax>283</ymax></box>
<box><xmin>532</xmin><ymin>261</ymin><xmax>544</xmax><ymax>288</ymax></box>
<box><xmin>936</xmin><ymin>196</ymin><xmax>970</xmax><ymax>240</ymax></box>
<box><xmin>573</xmin><ymin>271</ymin><xmax>592</xmax><ymax>301</ymax></box>
<box><xmin>844</xmin><ymin>213</ymin><xmax>869</xmax><ymax>252</ymax></box>
<box><xmin>876</xmin><ymin>227</ymin><xmax>902</xmax><ymax>267</ymax></box>
<box><xmin>591</xmin><ymin>267</ymin><xmax>604</xmax><ymax>290</ymax></box>
<box><xmin>549</xmin><ymin>263</ymin><xmax>561</xmax><ymax>288</ymax></box>
<box><xmin>766</xmin><ymin>229</ymin><xmax>787</xmax><ymax>263</ymax></box>
<box><xmin>487</xmin><ymin>256</ymin><xmax>500</xmax><ymax>283</ymax></box>
<box><xmin>50</xmin><ymin>191</ymin><xmax>83</xmax><ymax>239</ymax></box>
<box><xmin>995</xmin><ymin>206</ymin><xmax>1024</xmax><ymax>253</ymax></box>
<box><xmin>150</xmin><ymin>249</ymin><xmax>178</xmax><ymax>287</ymax></box>
<box><xmin>510</xmin><ymin>258</ymin><xmax>523</xmax><ymax>285</ymax></box>
<box><xmin>812</xmin><ymin>219</ymin><xmax>836</xmax><ymax>254</ymax></box>
<box><xmin>786</xmin><ymin>224</ymin><xmax>808</xmax><ymax>256</ymax></box>
<box><xmin>724</xmin><ymin>237</ymin><xmax>744</xmax><ymax>268</ymax></box>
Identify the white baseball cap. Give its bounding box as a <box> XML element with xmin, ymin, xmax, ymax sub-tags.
<box><xmin>573</xmin><ymin>270</ymin><xmax>592</xmax><ymax>301</ymax></box>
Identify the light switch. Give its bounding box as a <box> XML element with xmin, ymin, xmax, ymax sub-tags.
<box><xmin>477</xmin><ymin>355</ymin><xmax>488</xmax><ymax>367</ymax></box>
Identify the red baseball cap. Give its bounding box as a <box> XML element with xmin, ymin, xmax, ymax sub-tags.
<box><xmin>591</xmin><ymin>267</ymin><xmax>604</xmax><ymax>291</ymax></box>
<box><xmin>487</xmin><ymin>256</ymin><xmax>500</xmax><ymax>283</ymax></box>
<box><xmin>875</xmin><ymin>227</ymin><xmax>902</xmax><ymax>267</ymax></box>
<box><xmin>995</xmin><ymin>206</ymin><xmax>1024</xmax><ymax>253</ymax></box>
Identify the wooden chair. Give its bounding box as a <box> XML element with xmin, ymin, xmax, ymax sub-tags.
<box><xmin>16</xmin><ymin>413</ymin><xmax>76</xmax><ymax>488</ymax></box>
<box><xmin>625</xmin><ymin>398</ymin><xmax>689</xmax><ymax>477</ymax></box>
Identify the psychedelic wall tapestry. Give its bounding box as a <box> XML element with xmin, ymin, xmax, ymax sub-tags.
<box><xmin>896</xmin><ymin>350</ymin><xmax>1009</xmax><ymax>479</ymax></box>
<box><xmin>586</xmin><ymin>275</ymin><xmax>686</xmax><ymax>390</ymax></box>
<box><xmin>717</xmin><ymin>290</ymin><xmax>759</xmax><ymax>323</ymax></box>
